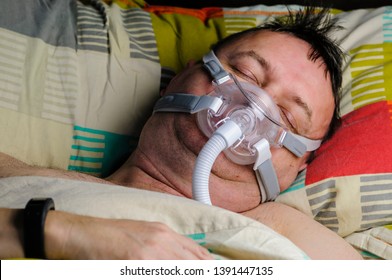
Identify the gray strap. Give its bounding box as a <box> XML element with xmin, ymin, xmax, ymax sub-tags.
<box><xmin>202</xmin><ymin>51</ymin><xmax>231</xmax><ymax>85</ymax></box>
<box><xmin>255</xmin><ymin>159</ymin><xmax>280</xmax><ymax>202</ymax></box>
<box><xmin>153</xmin><ymin>94</ymin><xmax>223</xmax><ymax>114</ymax></box>
<box><xmin>280</xmin><ymin>131</ymin><xmax>322</xmax><ymax>157</ymax></box>
<box><xmin>253</xmin><ymin>139</ymin><xmax>280</xmax><ymax>203</ymax></box>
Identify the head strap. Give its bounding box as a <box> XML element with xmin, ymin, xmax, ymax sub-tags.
<box><xmin>202</xmin><ymin>51</ymin><xmax>231</xmax><ymax>85</ymax></box>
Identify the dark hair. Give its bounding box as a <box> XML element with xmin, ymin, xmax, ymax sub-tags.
<box><xmin>213</xmin><ymin>6</ymin><xmax>344</xmax><ymax>142</ymax></box>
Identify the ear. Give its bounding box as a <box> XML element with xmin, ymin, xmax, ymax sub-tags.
<box><xmin>299</xmin><ymin>152</ymin><xmax>310</xmax><ymax>171</ymax></box>
<box><xmin>185</xmin><ymin>59</ymin><xmax>196</xmax><ymax>68</ymax></box>
<box><xmin>299</xmin><ymin>162</ymin><xmax>308</xmax><ymax>171</ymax></box>
<box><xmin>159</xmin><ymin>59</ymin><xmax>196</xmax><ymax>96</ymax></box>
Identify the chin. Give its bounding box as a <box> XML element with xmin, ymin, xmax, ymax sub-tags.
<box><xmin>210</xmin><ymin>187</ymin><xmax>261</xmax><ymax>213</ymax></box>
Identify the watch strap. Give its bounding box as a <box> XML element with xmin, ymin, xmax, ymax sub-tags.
<box><xmin>24</xmin><ymin>198</ymin><xmax>55</xmax><ymax>259</ymax></box>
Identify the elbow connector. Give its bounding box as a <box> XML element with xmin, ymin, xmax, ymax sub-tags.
<box><xmin>192</xmin><ymin>120</ymin><xmax>243</xmax><ymax>205</ymax></box>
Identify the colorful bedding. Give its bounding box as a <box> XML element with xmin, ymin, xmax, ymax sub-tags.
<box><xmin>0</xmin><ymin>0</ymin><xmax>391</xmax><ymax>259</ymax></box>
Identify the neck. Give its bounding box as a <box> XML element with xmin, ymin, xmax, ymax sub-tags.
<box><xmin>106</xmin><ymin>149</ymin><xmax>192</xmax><ymax>198</ymax></box>
<box><xmin>107</xmin><ymin>147</ymin><xmax>261</xmax><ymax>212</ymax></box>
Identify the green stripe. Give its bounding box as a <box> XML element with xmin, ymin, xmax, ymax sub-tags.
<box><xmin>71</xmin><ymin>145</ymin><xmax>105</xmax><ymax>152</ymax></box>
<box><xmin>74</xmin><ymin>125</ymin><xmax>107</xmax><ymax>134</ymax></box>
<box><xmin>281</xmin><ymin>172</ymin><xmax>306</xmax><ymax>194</ymax></box>
<box><xmin>69</xmin><ymin>155</ymin><xmax>103</xmax><ymax>163</ymax></box>
<box><xmin>68</xmin><ymin>165</ymin><xmax>102</xmax><ymax>173</ymax></box>
<box><xmin>186</xmin><ymin>233</ymin><xmax>208</xmax><ymax>250</ymax></box>
<box><xmin>280</xmin><ymin>183</ymin><xmax>304</xmax><ymax>195</ymax></box>
<box><xmin>360</xmin><ymin>250</ymin><xmax>382</xmax><ymax>259</ymax></box>
<box><xmin>74</xmin><ymin>125</ymin><xmax>139</xmax><ymax>142</ymax></box>
<box><xmin>73</xmin><ymin>135</ymin><xmax>105</xmax><ymax>143</ymax></box>
<box><xmin>187</xmin><ymin>233</ymin><xmax>206</xmax><ymax>240</ymax></box>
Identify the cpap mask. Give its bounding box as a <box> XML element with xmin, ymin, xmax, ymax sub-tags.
<box><xmin>153</xmin><ymin>51</ymin><xmax>322</xmax><ymax>205</ymax></box>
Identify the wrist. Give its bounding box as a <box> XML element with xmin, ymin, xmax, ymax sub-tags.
<box><xmin>44</xmin><ymin>210</ymin><xmax>92</xmax><ymax>259</ymax></box>
<box><xmin>44</xmin><ymin>210</ymin><xmax>72</xmax><ymax>259</ymax></box>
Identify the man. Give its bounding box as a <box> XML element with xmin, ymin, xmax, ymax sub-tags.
<box><xmin>107</xmin><ymin>7</ymin><xmax>343</xmax><ymax>211</ymax></box>
<box><xmin>0</xmin><ymin>7</ymin><xmax>362</xmax><ymax>259</ymax></box>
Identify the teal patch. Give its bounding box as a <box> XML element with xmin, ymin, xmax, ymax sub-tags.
<box><xmin>187</xmin><ymin>233</ymin><xmax>206</xmax><ymax>246</ymax></box>
<box><xmin>281</xmin><ymin>170</ymin><xmax>306</xmax><ymax>195</ymax></box>
<box><xmin>68</xmin><ymin>125</ymin><xmax>138</xmax><ymax>177</ymax></box>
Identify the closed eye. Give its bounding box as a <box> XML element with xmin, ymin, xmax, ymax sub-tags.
<box><xmin>229</xmin><ymin>66</ymin><xmax>261</xmax><ymax>86</ymax></box>
<box><xmin>279</xmin><ymin>106</ymin><xmax>298</xmax><ymax>133</ymax></box>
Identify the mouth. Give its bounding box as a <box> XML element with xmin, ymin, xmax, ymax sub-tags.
<box><xmin>174</xmin><ymin>112</ymin><xmax>253</xmax><ymax>171</ymax></box>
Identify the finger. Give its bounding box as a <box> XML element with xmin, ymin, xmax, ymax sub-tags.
<box><xmin>175</xmin><ymin>236</ymin><xmax>214</xmax><ymax>260</ymax></box>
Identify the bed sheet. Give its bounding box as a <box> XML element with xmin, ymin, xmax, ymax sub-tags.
<box><xmin>0</xmin><ymin>175</ymin><xmax>308</xmax><ymax>260</ymax></box>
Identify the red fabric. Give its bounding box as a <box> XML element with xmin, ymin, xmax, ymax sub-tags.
<box><xmin>143</xmin><ymin>6</ymin><xmax>223</xmax><ymax>22</ymax></box>
<box><xmin>305</xmin><ymin>101</ymin><xmax>392</xmax><ymax>185</ymax></box>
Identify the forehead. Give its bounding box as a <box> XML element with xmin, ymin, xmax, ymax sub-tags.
<box><xmin>217</xmin><ymin>30</ymin><xmax>335</xmax><ymax>139</ymax></box>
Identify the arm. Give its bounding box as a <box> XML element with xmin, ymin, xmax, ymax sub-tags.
<box><xmin>0</xmin><ymin>152</ymin><xmax>113</xmax><ymax>184</ymax></box>
<box><xmin>0</xmin><ymin>152</ymin><xmax>212</xmax><ymax>259</ymax></box>
<box><xmin>0</xmin><ymin>208</ymin><xmax>212</xmax><ymax>260</ymax></box>
<box><xmin>243</xmin><ymin>202</ymin><xmax>362</xmax><ymax>260</ymax></box>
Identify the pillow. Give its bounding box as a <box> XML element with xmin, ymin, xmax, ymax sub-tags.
<box><xmin>0</xmin><ymin>0</ymin><xmax>160</xmax><ymax>176</ymax></box>
<box><xmin>0</xmin><ymin>0</ymin><xmax>288</xmax><ymax>176</ymax></box>
<box><xmin>277</xmin><ymin>101</ymin><xmax>392</xmax><ymax>237</ymax></box>
<box><xmin>276</xmin><ymin>6</ymin><xmax>392</xmax><ymax>237</ymax></box>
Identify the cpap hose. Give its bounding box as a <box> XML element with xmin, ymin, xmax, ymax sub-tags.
<box><xmin>192</xmin><ymin>120</ymin><xmax>243</xmax><ymax>205</ymax></box>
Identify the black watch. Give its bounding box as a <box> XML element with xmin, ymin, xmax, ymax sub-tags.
<box><xmin>24</xmin><ymin>198</ymin><xmax>55</xmax><ymax>259</ymax></box>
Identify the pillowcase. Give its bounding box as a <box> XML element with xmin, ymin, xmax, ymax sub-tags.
<box><xmin>277</xmin><ymin>101</ymin><xmax>392</xmax><ymax>237</ymax></box>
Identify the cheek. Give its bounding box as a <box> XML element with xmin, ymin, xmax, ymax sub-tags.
<box><xmin>271</xmin><ymin>148</ymin><xmax>303</xmax><ymax>191</ymax></box>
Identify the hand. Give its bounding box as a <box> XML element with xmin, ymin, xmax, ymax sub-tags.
<box><xmin>45</xmin><ymin>211</ymin><xmax>213</xmax><ymax>260</ymax></box>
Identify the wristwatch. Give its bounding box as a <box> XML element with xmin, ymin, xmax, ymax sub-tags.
<box><xmin>24</xmin><ymin>198</ymin><xmax>55</xmax><ymax>259</ymax></box>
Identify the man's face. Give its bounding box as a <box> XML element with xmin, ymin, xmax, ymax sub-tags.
<box><xmin>141</xmin><ymin>30</ymin><xmax>334</xmax><ymax>211</ymax></box>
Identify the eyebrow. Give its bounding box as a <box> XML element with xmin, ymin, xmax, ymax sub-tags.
<box><xmin>292</xmin><ymin>95</ymin><xmax>313</xmax><ymax>125</ymax></box>
<box><xmin>229</xmin><ymin>50</ymin><xmax>271</xmax><ymax>73</ymax></box>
